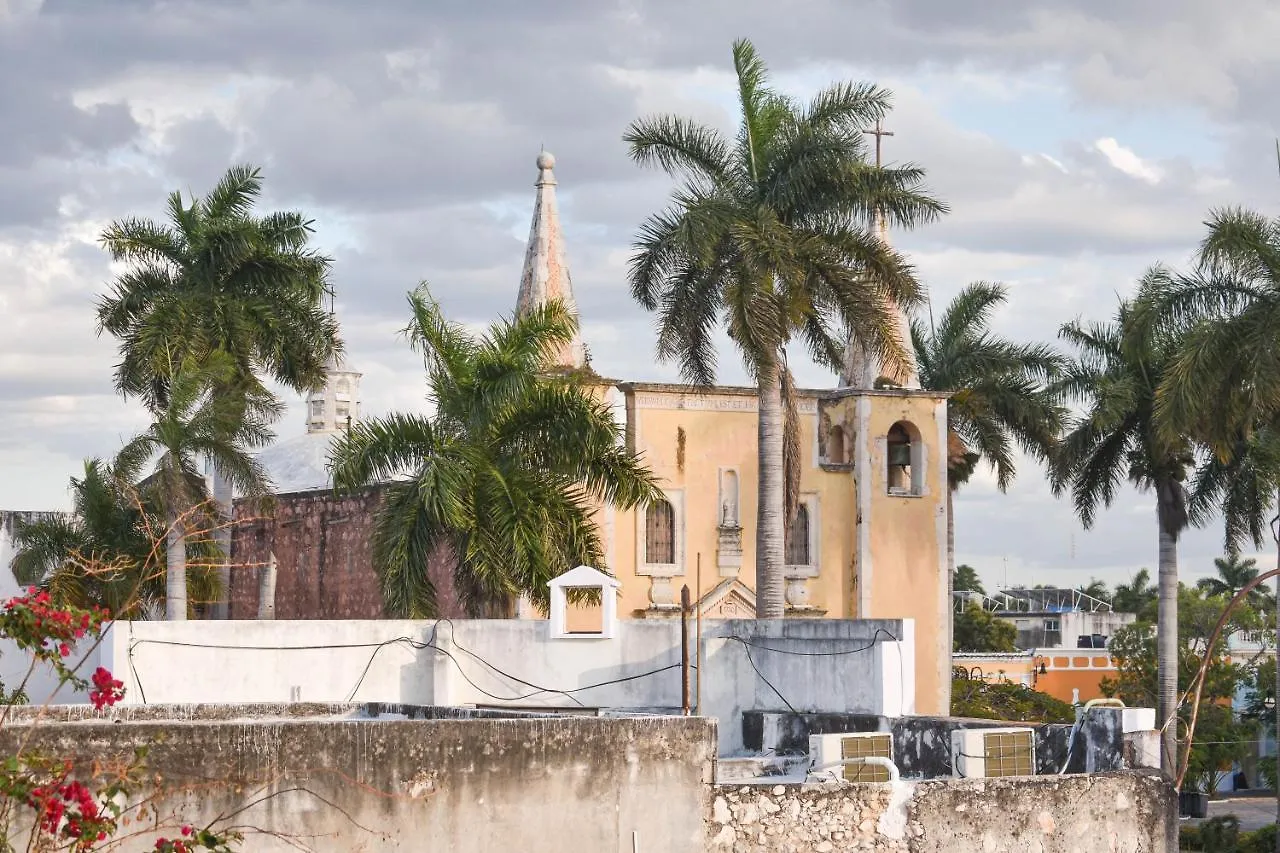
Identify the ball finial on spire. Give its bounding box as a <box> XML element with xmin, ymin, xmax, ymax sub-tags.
<box><xmin>536</xmin><ymin>150</ymin><xmax>556</xmax><ymax>171</ymax></box>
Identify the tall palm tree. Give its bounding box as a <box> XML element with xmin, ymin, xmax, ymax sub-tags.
<box><xmin>1050</xmin><ymin>301</ymin><xmax>1197</xmax><ymax>774</ymax></box>
<box><xmin>911</xmin><ymin>282</ymin><xmax>1065</xmax><ymax>584</ymax></box>
<box><xmin>624</xmin><ymin>39</ymin><xmax>946</xmax><ymax>616</ymax></box>
<box><xmin>327</xmin><ymin>286</ymin><xmax>662</xmax><ymax>618</ymax></box>
<box><xmin>1113</xmin><ymin>568</ymin><xmax>1158</xmax><ymax>622</ymax></box>
<box><xmin>96</xmin><ymin>164</ymin><xmax>341</xmax><ymax>617</ymax></box>
<box><xmin>114</xmin><ymin>355</ymin><xmax>276</xmax><ymax>620</ymax></box>
<box><xmin>8</xmin><ymin>459</ymin><xmax>219</xmax><ymax>618</ymax></box>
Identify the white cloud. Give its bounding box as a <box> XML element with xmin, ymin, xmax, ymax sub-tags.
<box><xmin>1094</xmin><ymin>137</ymin><xmax>1163</xmax><ymax>184</ymax></box>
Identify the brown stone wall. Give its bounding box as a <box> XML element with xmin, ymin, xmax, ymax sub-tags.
<box><xmin>228</xmin><ymin>487</ymin><xmax>461</xmax><ymax>619</ymax></box>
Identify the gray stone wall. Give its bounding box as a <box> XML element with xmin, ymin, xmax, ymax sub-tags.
<box><xmin>707</xmin><ymin>772</ymin><xmax>1175</xmax><ymax>852</ymax></box>
<box><xmin>2</xmin><ymin>708</ymin><xmax>717</xmax><ymax>853</ymax></box>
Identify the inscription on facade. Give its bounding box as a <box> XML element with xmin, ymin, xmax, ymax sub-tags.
<box><xmin>634</xmin><ymin>392</ymin><xmax>818</xmax><ymax>414</ymax></box>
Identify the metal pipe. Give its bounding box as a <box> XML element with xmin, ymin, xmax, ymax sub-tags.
<box><xmin>680</xmin><ymin>584</ymin><xmax>691</xmax><ymax>715</ymax></box>
<box><xmin>696</xmin><ymin>553</ymin><xmax>703</xmax><ymax>716</ymax></box>
<box><xmin>808</xmin><ymin>756</ymin><xmax>901</xmax><ymax>783</ymax></box>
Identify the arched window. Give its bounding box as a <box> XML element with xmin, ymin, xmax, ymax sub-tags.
<box><xmin>828</xmin><ymin>425</ymin><xmax>847</xmax><ymax>465</ymax></box>
<box><xmin>785</xmin><ymin>505</ymin><xmax>811</xmax><ymax>566</ymax></box>
<box><xmin>645</xmin><ymin>499</ymin><xmax>675</xmax><ymax>565</ymax></box>
<box><xmin>887</xmin><ymin>420</ymin><xmax>923</xmax><ymax>494</ymax></box>
<box><xmin>720</xmin><ymin>470</ymin><xmax>739</xmax><ymax>528</ymax></box>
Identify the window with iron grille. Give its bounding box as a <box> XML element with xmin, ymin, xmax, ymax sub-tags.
<box><xmin>645</xmin><ymin>499</ymin><xmax>675</xmax><ymax>565</ymax></box>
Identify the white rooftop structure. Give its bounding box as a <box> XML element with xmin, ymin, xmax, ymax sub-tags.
<box><xmin>256</xmin><ymin>349</ymin><xmax>363</xmax><ymax>494</ymax></box>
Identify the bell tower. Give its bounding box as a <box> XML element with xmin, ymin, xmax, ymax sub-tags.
<box><xmin>306</xmin><ymin>352</ymin><xmax>362</xmax><ymax>434</ymax></box>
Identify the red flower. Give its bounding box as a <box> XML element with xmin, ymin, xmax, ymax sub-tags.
<box><xmin>181</xmin><ymin>825</ymin><xmax>192</xmax><ymax>836</ymax></box>
<box><xmin>89</xmin><ymin>667</ymin><xmax>125</xmax><ymax>710</ymax></box>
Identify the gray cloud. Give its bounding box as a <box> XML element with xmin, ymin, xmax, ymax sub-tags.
<box><xmin>1</xmin><ymin>0</ymin><xmax>1274</xmax><ymax>590</ymax></box>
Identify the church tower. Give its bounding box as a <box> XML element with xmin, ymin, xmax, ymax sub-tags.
<box><xmin>515</xmin><ymin>150</ymin><xmax>587</xmax><ymax>369</ymax></box>
<box><xmin>306</xmin><ymin>351</ymin><xmax>362</xmax><ymax>434</ymax></box>
<box><xmin>839</xmin><ymin>120</ymin><xmax>919</xmax><ymax>391</ymax></box>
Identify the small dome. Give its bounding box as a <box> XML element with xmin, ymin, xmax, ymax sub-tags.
<box><xmin>536</xmin><ymin>150</ymin><xmax>555</xmax><ymax>171</ymax></box>
<box><xmin>256</xmin><ymin>433</ymin><xmax>341</xmax><ymax>494</ymax></box>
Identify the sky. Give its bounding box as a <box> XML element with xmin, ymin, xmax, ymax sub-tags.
<box><xmin>3</xmin><ymin>0</ymin><xmax>1280</xmax><ymax>592</ymax></box>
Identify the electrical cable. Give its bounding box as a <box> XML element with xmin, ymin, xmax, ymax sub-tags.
<box><xmin>717</xmin><ymin>628</ymin><xmax>898</xmax><ymax>716</ymax></box>
<box><xmin>126</xmin><ymin>628</ymin><xmax>693</xmax><ymax>709</ymax></box>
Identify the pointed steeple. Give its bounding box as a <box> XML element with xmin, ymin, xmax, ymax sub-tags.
<box><xmin>516</xmin><ymin>150</ymin><xmax>586</xmax><ymax>369</ymax></box>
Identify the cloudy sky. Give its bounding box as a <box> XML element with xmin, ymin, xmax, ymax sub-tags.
<box><xmin>3</xmin><ymin>0</ymin><xmax>1279</xmax><ymax>592</ymax></box>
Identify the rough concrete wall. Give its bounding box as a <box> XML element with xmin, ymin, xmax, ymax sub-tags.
<box><xmin>228</xmin><ymin>487</ymin><xmax>461</xmax><ymax>619</ymax></box>
<box><xmin>3</xmin><ymin>714</ymin><xmax>716</xmax><ymax>853</ymax></box>
<box><xmin>708</xmin><ymin>771</ymin><xmax>1174</xmax><ymax>852</ymax></box>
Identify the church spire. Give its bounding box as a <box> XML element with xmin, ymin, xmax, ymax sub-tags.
<box><xmin>516</xmin><ymin>150</ymin><xmax>586</xmax><ymax>369</ymax></box>
<box><xmin>839</xmin><ymin>120</ymin><xmax>919</xmax><ymax>390</ymax></box>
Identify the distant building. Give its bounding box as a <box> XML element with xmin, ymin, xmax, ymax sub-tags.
<box><xmin>952</xmin><ymin>587</ymin><xmax>1137</xmax><ymax>706</ymax></box>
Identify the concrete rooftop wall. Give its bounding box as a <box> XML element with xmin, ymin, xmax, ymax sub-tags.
<box><xmin>1</xmin><ymin>708</ymin><xmax>718</xmax><ymax>853</ymax></box>
<box><xmin>104</xmin><ymin>616</ymin><xmax>914</xmax><ymax>753</ymax></box>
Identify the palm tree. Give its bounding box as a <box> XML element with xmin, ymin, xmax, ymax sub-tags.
<box><xmin>1132</xmin><ymin>207</ymin><xmax>1280</xmax><ymax>790</ymax></box>
<box><xmin>911</xmin><ymin>282</ymin><xmax>1065</xmax><ymax>585</ymax></box>
<box><xmin>1113</xmin><ymin>568</ymin><xmax>1158</xmax><ymax>622</ymax></box>
<box><xmin>114</xmin><ymin>355</ymin><xmax>276</xmax><ymax>620</ymax></box>
<box><xmin>1050</xmin><ymin>301</ymin><xmax>1196</xmax><ymax>774</ymax></box>
<box><xmin>96</xmin><ymin>164</ymin><xmax>341</xmax><ymax>617</ymax></box>
<box><xmin>1077</xmin><ymin>579</ymin><xmax>1112</xmax><ymax>604</ymax></box>
<box><xmin>8</xmin><ymin>460</ymin><xmax>219</xmax><ymax>618</ymax></box>
<box><xmin>624</xmin><ymin>39</ymin><xmax>946</xmax><ymax>616</ymax></box>
<box><xmin>327</xmin><ymin>286</ymin><xmax>663</xmax><ymax>618</ymax></box>
<box><xmin>1197</xmin><ymin>553</ymin><xmax>1271</xmax><ymax>609</ymax></box>
<box><xmin>953</xmin><ymin>564</ymin><xmax>985</xmax><ymax>595</ymax></box>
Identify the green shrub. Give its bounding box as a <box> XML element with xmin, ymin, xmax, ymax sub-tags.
<box><xmin>1240</xmin><ymin>824</ymin><xmax>1277</xmax><ymax>853</ymax></box>
<box><xmin>1199</xmin><ymin>816</ymin><xmax>1240</xmax><ymax>851</ymax></box>
<box><xmin>1179</xmin><ymin>823</ymin><xmax>1201</xmax><ymax>850</ymax></box>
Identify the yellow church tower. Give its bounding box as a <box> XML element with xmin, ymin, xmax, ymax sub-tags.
<box><xmin>512</xmin><ymin>151</ymin><xmax>952</xmax><ymax>715</ymax></box>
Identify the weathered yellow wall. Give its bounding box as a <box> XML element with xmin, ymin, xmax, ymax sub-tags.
<box><xmin>575</xmin><ymin>381</ymin><xmax>950</xmax><ymax>717</ymax></box>
<box><xmin>604</xmin><ymin>385</ymin><xmax>856</xmax><ymax>619</ymax></box>
<box><xmin>853</xmin><ymin>391</ymin><xmax>950</xmax><ymax>716</ymax></box>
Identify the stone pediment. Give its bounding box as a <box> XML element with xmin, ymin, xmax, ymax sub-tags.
<box><xmin>697</xmin><ymin>578</ymin><xmax>756</xmax><ymax>619</ymax></box>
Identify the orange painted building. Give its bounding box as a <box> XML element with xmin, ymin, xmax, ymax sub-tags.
<box><xmin>953</xmin><ymin>648</ymin><xmax>1118</xmax><ymax>706</ymax></box>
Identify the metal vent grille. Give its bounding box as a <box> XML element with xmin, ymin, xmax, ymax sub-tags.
<box><xmin>982</xmin><ymin>730</ymin><xmax>1034</xmax><ymax>777</ymax></box>
<box><xmin>840</xmin><ymin>734</ymin><xmax>892</xmax><ymax>782</ymax></box>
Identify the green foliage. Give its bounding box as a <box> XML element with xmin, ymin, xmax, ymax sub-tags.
<box><xmin>1197</xmin><ymin>553</ymin><xmax>1275</xmax><ymax>616</ymax></box>
<box><xmin>911</xmin><ymin>282</ymin><xmax>1065</xmax><ymax>492</ymax></box>
<box><xmin>952</xmin><ymin>603</ymin><xmax>1017</xmax><ymax>653</ymax></box>
<box><xmin>1180</xmin><ymin>820</ymin><xmax>1278</xmax><ymax>853</ymax></box>
<box><xmin>1113</xmin><ymin>568</ymin><xmax>1158</xmax><ymax>621</ymax></box>
<box><xmin>950</xmin><ymin>673</ymin><xmax>1075</xmax><ymax>724</ymax></box>
<box><xmin>623</xmin><ymin>39</ymin><xmax>946</xmax><ymax>615</ymax></box>
<box><xmin>7</xmin><ymin>459</ymin><xmax>222</xmax><ymax>619</ymax></box>
<box><xmin>328</xmin><ymin>288</ymin><xmax>663</xmax><ymax>617</ymax></box>
<box><xmin>953</xmin><ymin>564</ymin><xmax>985</xmax><ymax>595</ymax></box>
<box><xmin>96</xmin><ymin>164</ymin><xmax>340</xmax><ymax>410</ymax></box>
<box><xmin>1104</xmin><ymin>585</ymin><xmax>1260</xmax><ymax>793</ymax></box>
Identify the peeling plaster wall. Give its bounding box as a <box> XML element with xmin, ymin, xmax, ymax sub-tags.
<box><xmin>707</xmin><ymin>772</ymin><xmax>1175</xmax><ymax>852</ymax></box>
<box><xmin>0</xmin><ymin>710</ymin><xmax>717</xmax><ymax>853</ymax></box>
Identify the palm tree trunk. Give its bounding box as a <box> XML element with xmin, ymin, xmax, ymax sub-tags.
<box><xmin>947</xmin><ymin>485</ymin><xmax>956</xmax><ymax>711</ymax></box>
<box><xmin>756</xmin><ymin>356</ymin><xmax>785</xmax><ymax>618</ymax></box>
<box><xmin>1273</xmin><ymin>486</ymin><xmax>1279</xmax><ymax>839</ymax></box>
<box><xmin>210</xmin><ymin>463</ymin><xmax>233</xmax><ymax>619</ymax></box>
<box><xmin>166</xmin><ymin>511</ymin><xmax>188</xmax><ymax>621</ymax></box>
<box><xmin>1156</xmin><ymin>504</ymin><xmax>1179</xmax><ymax>777</ymax></box>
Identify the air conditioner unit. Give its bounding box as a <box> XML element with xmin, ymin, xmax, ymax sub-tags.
<box><xmin>807</xmin><ymin>732</ymin><xmax>894</xmax><ymax>782</ymax></box>
<box><xmin>951</xmin><ymin>727</ymin><xmax>1036</xmax><ymax>779</ymax></box>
